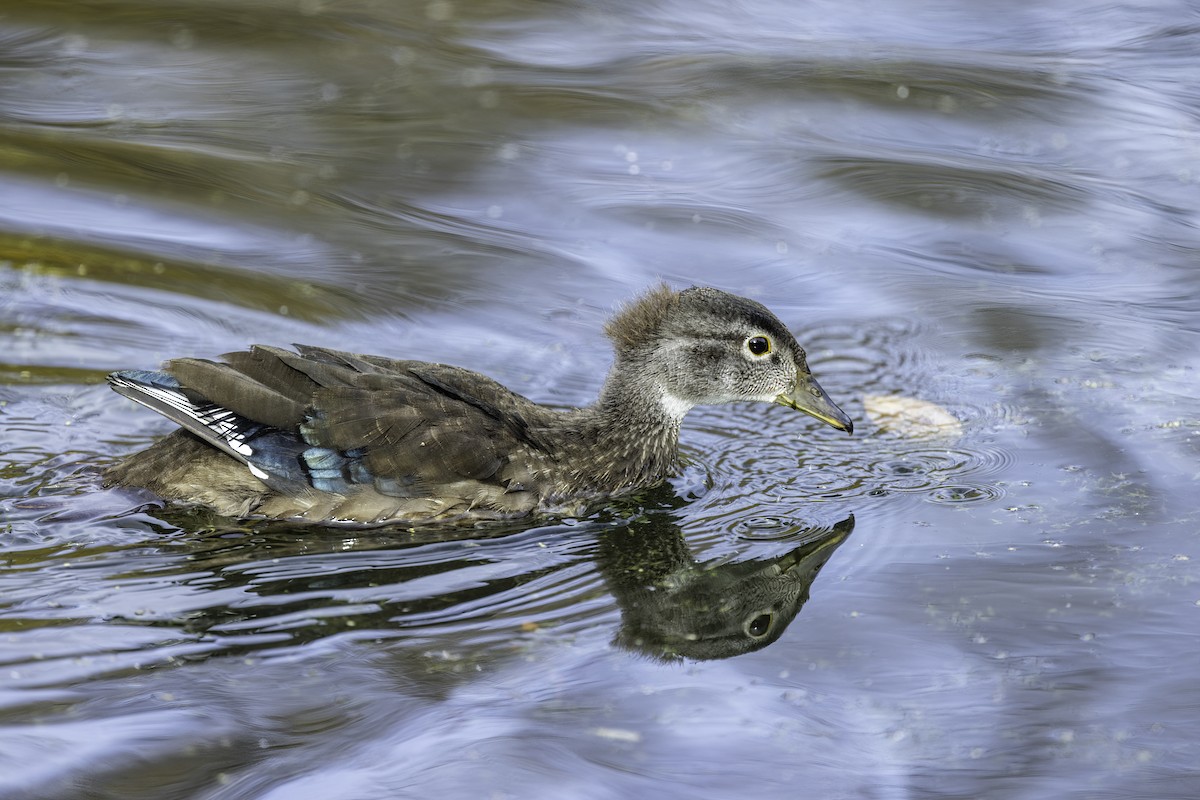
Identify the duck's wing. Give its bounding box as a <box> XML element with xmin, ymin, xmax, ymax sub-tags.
<box><xmin>111</xmin><ymin>344</ymin><xmax>555</xmax><ymax>502</ymax></box>
<box><xmin>288</xmin><ymin>345</ymin><xmax>556</xmax><ymax>494</ymax></box>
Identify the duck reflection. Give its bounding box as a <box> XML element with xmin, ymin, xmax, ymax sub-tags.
<box><xmin>598</xmin><ymin>515</ymin><xmax>854</xmax><ymax>661</ymax></box>
<box><xmin>100</xmin><ymin>498</ymin><xmax>853</xmax><ymax>664</ymax></box>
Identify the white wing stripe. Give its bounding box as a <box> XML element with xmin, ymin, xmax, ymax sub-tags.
<box><xmin>124</xmin><ymin>382</ymin><xmax>255</xmax><ymax>456</ymax></box>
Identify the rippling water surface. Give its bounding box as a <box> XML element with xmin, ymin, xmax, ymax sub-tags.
<box><xmin>3</xmin><ymin>1</ymin><xmax>1199</xmax><ymax>798</ymax></box>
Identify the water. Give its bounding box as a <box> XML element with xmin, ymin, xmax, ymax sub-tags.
<box><xmin>2</xmin><ymin>0</ymin><xmax>1199</xmax><ymax>797</ymax></box>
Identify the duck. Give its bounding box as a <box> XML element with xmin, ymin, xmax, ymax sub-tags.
<box><xmin>104</xmin><ymin>285</ymin><xmax>852</xmax><ymax>526</ymax></box>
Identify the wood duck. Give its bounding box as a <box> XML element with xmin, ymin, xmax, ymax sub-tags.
<box><xmin>104</xmin><ymin>285</ymin><xmax>852</xmax><ymax>526</ymax></box>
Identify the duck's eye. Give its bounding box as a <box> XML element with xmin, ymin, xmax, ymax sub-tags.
<box><xmin>746</xmin><ymin>336</ymin><xmax>772</xmax><ymax>356</ymax></box>
<box><xmin>746</xmin><ymin>613</ymin><xmax>773</xmax><ymax>638</ymax></box>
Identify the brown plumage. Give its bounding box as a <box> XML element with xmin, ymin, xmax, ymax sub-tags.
<box><xmin>104</xmin><ymin>285</ymin><xmax>852</xmax><ymax>526</ymax></box>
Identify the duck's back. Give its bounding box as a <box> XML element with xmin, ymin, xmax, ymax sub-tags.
<box><xmin>105</xmin><ymin>345</ymin><xmax>560</xmax><ymax>525</ymax></box>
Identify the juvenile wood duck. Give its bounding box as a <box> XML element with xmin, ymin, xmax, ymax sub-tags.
<box><xmin>104</xmin><ymin>285</ymin><xmax>852</xmax><ymax>526</ymax></box>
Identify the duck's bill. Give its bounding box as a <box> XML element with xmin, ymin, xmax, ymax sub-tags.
<box><xmin>775</xmin><ymin>375</ymin><xmax>854</xmax><ymax>434</ymax></box>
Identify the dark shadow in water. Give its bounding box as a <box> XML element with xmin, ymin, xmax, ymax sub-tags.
<box><xmin>64</xmin><ymin>484</ymin><xmax>855</xmax><ymax>665</ymax></box>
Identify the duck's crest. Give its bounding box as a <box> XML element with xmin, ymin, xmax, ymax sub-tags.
<box><xmin>604</xmin><ymin>283</ymin><xmax>679</xmax><ymax>352</ymax></box>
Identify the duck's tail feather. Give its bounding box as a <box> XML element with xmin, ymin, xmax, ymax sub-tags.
<box><xmin>108</xmin><ymin>370</ymin><xmax>331</xmax><ymax>497</ymax></box>
<box><xmin>107</xmin><ymin>370</ymin><xmax>271</xmax><ymax>466</ymax></box>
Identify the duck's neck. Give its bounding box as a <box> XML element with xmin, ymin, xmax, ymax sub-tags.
<box><xmin>560</xmin><ymin>360</ymin><xmax>691</xmax><ymax>496</ymax></box>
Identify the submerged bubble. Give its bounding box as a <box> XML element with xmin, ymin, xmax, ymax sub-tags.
<box><xmin>863</xmin><ymin>394</ymin><xmax>963</xmax><ymax>440</ymax></box>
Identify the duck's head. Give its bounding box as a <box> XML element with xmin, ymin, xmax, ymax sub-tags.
<box><xmin>605</xmin><ymin>284</ymin><xmax>853</xmax><ymax>433</ymax></box>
